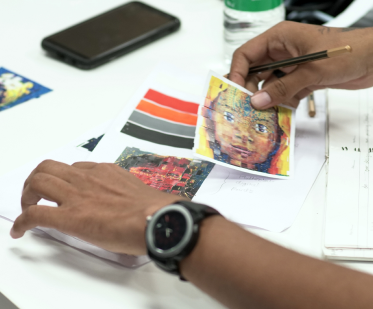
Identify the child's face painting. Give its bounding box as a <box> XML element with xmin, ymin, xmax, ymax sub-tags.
<box><xmin>213</xmin><ymin>89</ymin><xmax>279</xmax><ymax>167</ymax></box>
<box><xmin>195</xmin><ymin>74</ymin><xmax>293</xmax><ymax>177</ymax></box>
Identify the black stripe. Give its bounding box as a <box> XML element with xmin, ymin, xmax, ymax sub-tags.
<box><xmin>121</xmin><ymin>122</ymin><xmax>194</xmax><ymax>149</ymax></box>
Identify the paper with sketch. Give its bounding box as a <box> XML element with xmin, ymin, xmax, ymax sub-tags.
<box><xmin>0</xmin><ymin>121</ymin><xmax>149</xmax><ymax>268</ymax></box>
<box><xmin>193</xmin><ymin>72</ymin><xmax>295</xmax><ymax>179</ymax></box>
<box><xmin>325</xmin><ymin>88</ymin><xmax>373</xmax><ymax>249</ymax></box>
<box><xmin>89</xmin><ymin>63</ymin><xmax>326</xmax><ymax>232</ymax></box>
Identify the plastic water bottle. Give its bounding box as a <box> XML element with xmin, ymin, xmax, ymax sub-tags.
<box><xmin>224</xmin><ymin>0</ymin><xmax>285</xmax><ymax>64</ymax></box>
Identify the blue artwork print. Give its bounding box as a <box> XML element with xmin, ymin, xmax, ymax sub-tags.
<box><xmin>0</xmin><ymin>67</ymin><xmax>52</xmax><ymax>112</ymax></box>
<box><xmin>78</xmin><ymin>135</ymin><xmax>104</xmax><ymax>152</ymax></box>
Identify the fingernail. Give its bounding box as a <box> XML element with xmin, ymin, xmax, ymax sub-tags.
<box><xmin>10</xmin><ymin>227</ymin><xmax>18</xmax><ymax>239</ymax></box>
<box><xmin>251</xmin><ymin>92</ymin><xmax>272</xmax><ymax>109</ymax></box>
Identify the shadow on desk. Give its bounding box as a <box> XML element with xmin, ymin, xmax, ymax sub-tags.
<box><xmin>8</xmin><ymin>230</ymin><xmax>221</xmax><ymax>308</ymax></box>
<box><xmin>0</xmin><ymin>292</ymin><xmax>18</xmax><ymax>309</ymax></box>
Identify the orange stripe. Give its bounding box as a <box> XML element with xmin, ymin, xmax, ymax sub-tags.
<box><xmin>136</xmin><ymin>100</ymin><xmax>197</xmax><ymax>126</ymax></box>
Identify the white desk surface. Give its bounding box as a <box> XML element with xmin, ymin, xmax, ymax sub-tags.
<box><xmin>2</xmin><ymin>1</ymin><xmax>373</xmax><ymax>308</ymax></box>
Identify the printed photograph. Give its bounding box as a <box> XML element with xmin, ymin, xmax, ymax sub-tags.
<box><xmin>115</xmin><ymin>147</ymin><xmax>215</xmax><ymax>199</ymax></box>
<box><xmin>0</xmin><ymin>67</ymin><xmax>52</xmax><ymax>112</ymax></box>
<box><xmin>194</xmin><ymin>75</ymin><xmax>293</xmax><ymax>177</ymax></box>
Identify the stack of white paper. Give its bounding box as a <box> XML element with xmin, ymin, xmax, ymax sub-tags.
<box><xmin>0</xmin><ymin>63</ymin><xmax>327</xmax><ymax>267</ymax></box>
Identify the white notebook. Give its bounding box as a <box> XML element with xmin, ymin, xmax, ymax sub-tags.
<box><xmin>324</xmin><ymin>88</ymin><xmax>373</xmax><ymax>259</ymax></box>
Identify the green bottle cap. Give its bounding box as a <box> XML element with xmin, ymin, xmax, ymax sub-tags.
<box><xmin>225</xmin><ymin>0</ymin><xmax>283</xmax><ymax>12</ymax></box>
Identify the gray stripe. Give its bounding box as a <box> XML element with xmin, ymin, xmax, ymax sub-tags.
<box><xmin>129</xmin><ymin>110</ymin><xmax>196</xmax><ymax>137</ymax></box>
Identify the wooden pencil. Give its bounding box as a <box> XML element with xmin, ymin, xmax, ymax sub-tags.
<box><xmin>247</xmin><ymin>45</ymin><xmax>352</xmax><ymax>75</ymax></box>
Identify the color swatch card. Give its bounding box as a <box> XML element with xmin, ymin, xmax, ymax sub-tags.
<box><xmin>120</xmin><ymin>88</ymin><xmax>197</xmax><ymax>150</ymax></box>
<box><xmin>193</xmin><ymin>72</ymin><xmax>295</xmax><ymax>179</ymax></box>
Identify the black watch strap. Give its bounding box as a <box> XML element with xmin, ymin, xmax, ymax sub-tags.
<box><xmin>147</xmin><ymin>201</ymin><xmax>220</xmax><ymax>280</ymax></box>
<box><xmin>175</xmin><ymin>200</ymin><xmax>220</xmax><ymax>221</ymax></box>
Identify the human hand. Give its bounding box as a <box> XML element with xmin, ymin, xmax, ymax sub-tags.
<box><xmin>10</xmin><ymin>160</ymin><xmax>186</xmax><ymax>256</ymax></box>
<box><xmin>229</xmin><ymin>21</ymin><xmax>373</xmax><ymax>109</ymax></box>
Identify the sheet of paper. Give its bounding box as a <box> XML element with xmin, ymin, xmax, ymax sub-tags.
<box><xmin>0</xmin><ymin>121</ymin><xmax>149</xmax><ymax>267</ymax></box>
<box><xmin>325</xmin><ymin>88</ymin><xmax>373</xmax><ymax>249</ymax></box>
<box><xmin>193</xmin><ymin>71</ymin><xmax>296</xmax><ymax>179</ymax></box>
<box><xmin>89</xmin><ymin>63</ymin><xmax>205</xmax><ymax>164</ymax></box>
<box><xmin>193</xmin><ymin>93</ymin><xmax>325</xmax><ymax>231</ymax></box>
<box><xmin>88</xmin><ymin>63</ymin><xmax>215</xmax><ymax>200</ymax></box>
<box><xmin>89</xmin><ymin>63</ymin><xmax>326</xmax><ymax>232</ymax></box>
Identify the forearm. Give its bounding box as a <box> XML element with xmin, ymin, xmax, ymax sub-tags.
<box><xmin>180</xmin><ymin>216</ymin><xmax>373</xmax><ymax>309</ymax></box>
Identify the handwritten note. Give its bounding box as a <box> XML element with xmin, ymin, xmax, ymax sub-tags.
<box><xmin>325</xmin><ymin>88</ymin><xmax>373</xmax><ymax>249</ymax></box>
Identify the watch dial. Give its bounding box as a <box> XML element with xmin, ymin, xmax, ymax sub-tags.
<box><xmin>154</xmin><ymin>211</ymin><xmax>187</xmax><ymax>250</ymax></box>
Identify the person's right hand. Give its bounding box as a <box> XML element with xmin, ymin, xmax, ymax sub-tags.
<box><xmin>229</xmin><ymin>21</ymin><xmax>373</xmax><ymax>109</ymax></box>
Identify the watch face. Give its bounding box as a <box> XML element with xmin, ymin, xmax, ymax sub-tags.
<box><xmin>153</xmin><ymin>211</ymin><xmax>187</xmax><ymax>250</ymax></box>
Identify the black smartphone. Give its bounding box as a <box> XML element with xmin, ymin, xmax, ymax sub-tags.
<box><xmin>41</xmin><ymin>1</ymin><xmax>180</xmax><ymax>70</ymax></box>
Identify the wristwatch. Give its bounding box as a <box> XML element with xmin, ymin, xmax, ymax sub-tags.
<box><xmin>145</xmin><ymin>200</ymin><xmax>220</xmax><ymax>280</ymax></box>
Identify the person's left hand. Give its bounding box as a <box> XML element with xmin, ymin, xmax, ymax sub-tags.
<box><xmin>10</xmin><ymin>160</ymin><xmax>186</xmax><ymax>255</ymax></box>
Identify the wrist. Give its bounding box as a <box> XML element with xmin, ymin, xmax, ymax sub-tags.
<box><xmin>114</xmin><ymin>194</ymin><xmax>189</xmax><ymax>256</ymax></box>
<box><xmin>143</xmin><ymin>195</ymin><xmax>189</xmax><ymax>219</ymax></box>
<box><xmin>145</xmin><ymin>200</ymin><xmax>221</xmax><ymax>278</ymax></box>
<box><xmin>335</xmin><ymin>27</ymin><xmax>373</xmax><ymax>80</ymax></box>
<box><xmin>179</xmin><ymin>215</ymin><xmax>226</xmax><ymax>279</ymax></box>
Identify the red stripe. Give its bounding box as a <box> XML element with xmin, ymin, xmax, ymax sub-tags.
<box><xmin>144</xmin><ymin>89</ymin><xmax>199</xmax><ymax>114</ymax></box>
<box><xmin>136</xmin><ymin>100</ymin><xmax>197</xmax><ymax>126</ymax></box>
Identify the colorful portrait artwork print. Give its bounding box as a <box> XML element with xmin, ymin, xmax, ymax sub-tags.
<box><xmin>115</xmin><ymin>147</ymin><xmax>215</xmax><ymax>199</ymax></box>
<box><xmin>194</xmin><ymin>75</ymin><xmax>293</xmax><ymax>178</ymax></box>
<box><xmin>0</xmin><ymin>67</ymin><xmax>51</xmax><ymax>112</ymax></box>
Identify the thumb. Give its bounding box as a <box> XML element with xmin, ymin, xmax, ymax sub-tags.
<box><xmin>251</xmin><ymin>67</ymin><xmax>315</xmax><ymax>109</ymax></box>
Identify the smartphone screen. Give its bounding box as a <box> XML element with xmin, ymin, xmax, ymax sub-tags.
<box><xmin>44</xmin><ymin>2</ymin><xmax>178</xmax><ymax>60</ymax></box>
